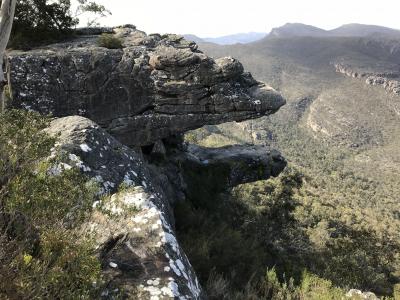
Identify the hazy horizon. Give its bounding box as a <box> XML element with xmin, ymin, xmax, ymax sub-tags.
<box><xmin>76</xmin><ymin>0</ymin><xmax>400</xmax><ymax>37</ymax></box>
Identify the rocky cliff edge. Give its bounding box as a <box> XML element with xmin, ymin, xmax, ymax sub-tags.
<box><xmin>6</xmin><ymin>25</ymin><xmax>285</xmax><ymax>146</ymax></box>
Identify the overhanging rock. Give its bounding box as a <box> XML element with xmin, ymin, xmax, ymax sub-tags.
<box><xmin>7</xmin><ymin>25</ymin><xmax>285</xmax><ymax>146</ymax></box>
<box><xmin>177</xmin><ymin>144</ymin><xmax>286</xmax><ymax>189</ymax></box>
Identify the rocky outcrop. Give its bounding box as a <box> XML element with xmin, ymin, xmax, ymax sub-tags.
<box><xmin>7</xmin><ymin>25</ymin><xmax>287</xmax><ymax>299</ymax></box>
<box><xmin>333</xmin><ymin>63</ymin><xmax>367</xmax><ymax>79</ymax></box>
<box><xmin>47</xmin><ymin>116</ymin><xmax>202</xmax><ymax>299</ymax></box>
<box><xmin>346</xmin><ymin>289</ymin><xmax>378</xmax><ymax>300</ymax></box>
<box><xmin>334</xmin><ymin>62</ymin><xmax>400</xmax><ymax>96</ymax></box>
<box><xmin>180</xmin><ymin>144</ymin><xmax>286</xmax><ymax>188</ymax></box>
<box><xmin>365</xmin><ymin>75</ymin><xmax>400</xmax><ymax>95</ymax></box>
<box><xmin>6</xmin><ymin>25</ymin><xmax>285</xmax><ymax>147</ymax></box>
<box><xmin>46</xmin><ymin>116</ymin><xmax>286</xmax><ymax>299</ymax></box>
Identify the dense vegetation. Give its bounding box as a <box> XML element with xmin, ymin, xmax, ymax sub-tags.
<box><xmin>10</xmin><ymin>0</ymin><xmax>109</xmax><ymax>49</ymax></box>
<box><xmin>177</xmin><ymin>35</ymin><xmax>400</xmax><ymax>298</ymax></box>
<box><xmin>0</xmin><ymin>110</ymin><xmax>101</xmax><ymax>299</ymax></box>
<box><xmin>182</xmin><ymin>111</ymin><xmax>400</xmax><ymax>298</ymax></box>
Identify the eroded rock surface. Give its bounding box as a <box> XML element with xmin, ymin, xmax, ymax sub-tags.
<box><xmin>180</xmin><ymin>144</ymin><xmax>286</xmax><ymax>188</ymax></box>
<box><xmin>7</xmin><ymin>25</ymin><xmax>285</xmax><ymax>146</ymax></box>
<box><xmin>334</xmin><ymin>62</ymin><xmax>400</xmax><ymax>96</ymax></box>
<box><xmin>47</xmin><ymin>116</ymin><xmax>202</xmax><ymax>299</ymax></box>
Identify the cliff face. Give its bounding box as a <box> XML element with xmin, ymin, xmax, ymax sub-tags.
<box><xmin>6</xmin><ymin>25</ymin><xmax>284</xmax><ymax>147</ymax></box>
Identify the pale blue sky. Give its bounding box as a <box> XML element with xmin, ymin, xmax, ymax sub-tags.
<box><xmin>78</xmin><ymin>0</ymin><xmax>400</xmax><ymax>37</ymax></box>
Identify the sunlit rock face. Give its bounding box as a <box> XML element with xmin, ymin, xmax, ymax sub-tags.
<box><xmin>47</xmin><ymin>116</ymin><xmax>203</xmax><ymax>299</ymax></box>
<box><xmin>7</xmin><ymin>25</ymin><xmax>285</xmax><ymax>147</ymax></box>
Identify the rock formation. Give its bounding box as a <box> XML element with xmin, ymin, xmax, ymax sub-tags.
<box><xmin>47</xmin><ymin>116</ymin><xmax>202</xmax><ymax>299</ymax></box>
<box><xmin>46</xmin><ymin>116</ymin><xmax>286</xmax><ymax>299</ymax></box>
<box><xmin>179</xmin><ymin>144</ymin><xmax>285</xmax><ymax>188</ymax></box>
<box><xmin>346</xmin><ymin>289</ymin><xmax>378</xmax><ymax>300</ymax></box>
<box><xmin>334</xmin><ymin>62</ymin><xmax>400</xmax><ymax>96</ymax></box>
<box><xmin>5</xmin><ymin>25</ymin><xmax>287</xmax><ymax>299</ymax></box>
<box><xmin>6</xmin><ymin>25</ymin><xmax>285</xmax><ymax>147</ymax></box>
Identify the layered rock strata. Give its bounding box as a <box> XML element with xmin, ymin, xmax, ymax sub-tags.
<box><xmin>334</xmin><ymin>62</ymin><xmax>400</xmax><ymax>96</ymax></box>
<box><xmin>7</xmin><ymin>25</ymin><xmax>285</xmax><ymax>146</ymax></box>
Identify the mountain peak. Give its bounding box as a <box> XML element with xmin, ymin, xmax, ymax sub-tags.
<box><xmin>269</xmin><ymin>23</ymin><xmax>328</xmax><ymax>38</ymax></box>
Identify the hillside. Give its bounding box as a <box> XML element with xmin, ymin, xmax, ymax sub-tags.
<box><xmin>184</xmin><ymin>23</ymin><xmax>400</xmax><ymax>46</ymax></box>
<box><xmin>269</xmin><ymin>23</ymin><xmax>400</xmax><ymax>38</ymax></box>
<box><xmin>184</xmin><ymin>26</ymin><xmax>400</xmax><ymax>296</ymax></box>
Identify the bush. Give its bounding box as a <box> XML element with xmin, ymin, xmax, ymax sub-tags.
<box><xmin>0</xmin><ymin>109</ymin><xmax>101</xmax><ymax>299</ymax></box>
<box><xmin>175</xmin><ymin>160</ymin><xmax>400</xmax><ymax>297</ymax></box>
<box><xmin>9</xmin><ymin>230</ymin><xmax>101</xmax><ymax>299</ymax></box>
<box><xmin>97</xmin><ymin>33</ymin><xmax>123</xmax><ymax>49</ymax></box>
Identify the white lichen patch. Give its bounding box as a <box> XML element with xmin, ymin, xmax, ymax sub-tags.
<box><xmin>68</xmin><ymin>153</ymin><xmax>91</xmax><ymax>172</ymax></box>
<box><xmin>132</xmin><ymin>215</ymin><xmax>149</xmax><ymax>224</ymax></box>
<box><xmin>123</xmin><ymin>172</ymin><xmax>135</xmax><ymax>187</ymax></box>
<box><xmin>80</xmin><ymin>143</ymin><xmax>92</xmax><ymax>152</ymax></box>
<box><xmin>48</xmin><ymin>162</ymin><xmax>72</xmax><ymax>176</ymax></box>
<box><xmin>99</xmin><ymin>189</ymin><xmax>148</xmax><ymax>216</ymax></box>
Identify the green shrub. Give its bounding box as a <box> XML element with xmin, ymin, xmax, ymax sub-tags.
<box><xmin>11</xmin><ymin>230</ymin><xmax>101</xmax><ymax>299</ymax></box>
<box><xmin>299</xmin><ymin>271</ymin><xmax>344</xmax><ymax>300</ymax></box>
<box><xmin>97</xmin><ymin>33</ymin><xmax>123</xmax><ymax>49</ymax></box>
<box><xmin>0</xmin><ymin>109</ymin><xmax>101</xmax><ymax>299</ymax></box>
<box><xmin>7</xmin><ymin>166</ymin><xmax>96</xmax><ymax>227</ymax></box>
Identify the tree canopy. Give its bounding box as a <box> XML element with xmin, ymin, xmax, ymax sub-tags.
<box><xmin>10</xmin><ymin>0</ymin><xmax>110</xmax><ymax>49</ymax></box>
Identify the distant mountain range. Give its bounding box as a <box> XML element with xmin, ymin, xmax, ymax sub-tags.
<box><xmin>269</xmin><ymin>23</ymin><xmax>400</xmax><ymax>38</ymax></box>
<box><xmin>184</xmin><ymin>32</ymin><xmax>266</xmax><ymax>45</ymax></box>
<box><xmin>187</xmin><ymin>22</ymin><xmax>400</xmax><ymax>297</ymax></box>
<box><xmin>185</xmin><ymin>23</ymin><xmax>400</xmax><ymax>45</ymax></box>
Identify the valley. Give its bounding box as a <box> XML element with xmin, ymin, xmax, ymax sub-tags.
<box><xmin>180</xmin><ymin>23</ymin><xmax>400</xmax><ymax>297</ymax></box>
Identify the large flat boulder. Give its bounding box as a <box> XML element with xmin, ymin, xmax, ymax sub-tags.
<box><xmin>7</xmin><ymin>25</ymin><xmax>285</xmax><ymax>146</ymax></box>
